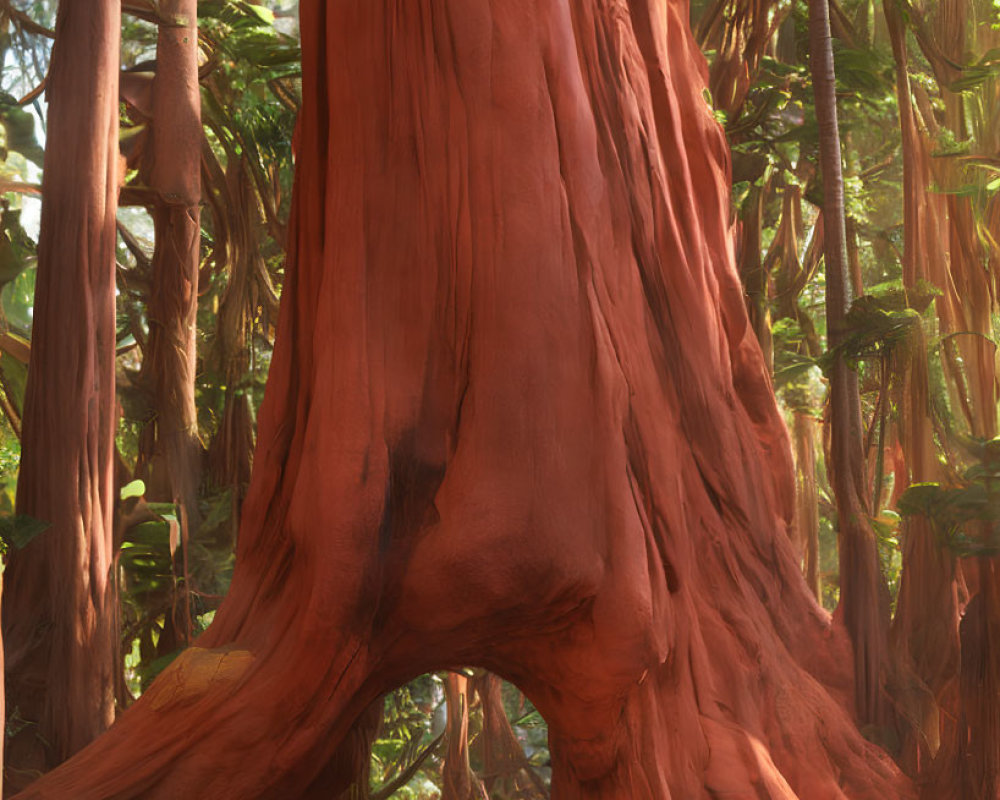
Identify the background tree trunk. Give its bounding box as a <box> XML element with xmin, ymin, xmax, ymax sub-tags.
<box><xmin>136</xmin><ymin>0</ymin><xmax>203</xmax><ymax>643</ymax></box>
<box><xmin>472</xmin><ymin>672</ymin><xmax>547</xmax><ymax>798</ymax></box>
<box><xmin>808</xmin><ymin>0</ymin><xmax>891</xmax><ymax>730</ymax></box>
<box><xmin>1</xmin><ymin>0</ymin><xmax>120</xmax><ymax>788</ymax></box>
<box><xmin>14</xmin><ymin>2</ymin><xmax>912</xmax><ymax>797</ymax></box>
<box><xmin>883</xmin><ymin>0</ymin><xmax>1000</xmax><ymax>792</ymax></box>
<box><xmin>792</xmin><ymin>411</ymin><xmax>821</xmax><ymax>600</ymax></box>
<box><xmin>442</xmin><ymin>673</ymin><xmax>485</xmax><ymax>800</ymax></box>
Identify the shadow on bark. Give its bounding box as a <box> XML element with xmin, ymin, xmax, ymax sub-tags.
<box><xmin>15</xmin><ymin>1</ymin><xmax>913</xmax><ymax>797</ymax></box>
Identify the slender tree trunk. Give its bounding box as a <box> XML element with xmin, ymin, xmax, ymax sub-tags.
<box><xmin>1</xmin><ymin>0</ymin><xmax>120</xmax><ymax>788</ymax></box>
<box><xmin>845</xmin><ymin>217</ymin><xmax>864</xmax><ymax>299</ymax></box>
<box><xmin>205</xmin><ymin>156</ymin><xmax>259</xmax><ymax>543</ymax></box>
<box><xmin>792</xmin><ymin>411</ymin><xmax>821</xmax><ymax>600</ymax></box>
<box><xmin>808</xmin><ymin>0</ymin><xmax>891</xmax><ymax>729</ymax></box>
<box><xmin>15</xmin><ymin>3</ymin><xmax>912</xmax><ymax>797</ymax></box>
<box><xmin>472</xmin><ymin>673</ymin><xmax>547</xmax><ymax>798</ymax></box>
<box><xmin>139</xmin><ymin>0</ymin><xmax>203</xmax><ymax>642</ymax></box>
<box><xmin>737</xmin><ymin>184</ymin><xmax>773</xmax><ymax>370</ymax></box>
<box><xmin>442</xmin><ymin>673</ymin><xmax>485</xmax><ymax>800</ymax></box>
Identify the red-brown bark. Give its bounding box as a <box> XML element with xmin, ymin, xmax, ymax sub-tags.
<box><xmin>205</xmin><ymin>155</ymin><xmax>261</xmax><ymax>541</ymax></box>
<box><xmin>15</xmin><ymin>2</ymin><xmax>911</xmax><ymax>797</ymax></box>
<box><xmin>883</xmin><ymin>2</ymin><xmax>999</xmax><ymax>793</ymax></box>
<box><xmin>472</xmin><ymin>673</ymin><xmax>547</xmax><ymax>798</ymax></box>
<box><xmin>808</xmin><ymin>0</ymin><xmax>891</xmax><ymax>729</ymax></box>
<box><xmin>135</xmin><ymin>0</ymin><xmax>203</xmax><ymax>638</ymax></box>
<box><xmin>1</xmin><ymin>0</ymin><xmax>120</xmax><ymax>788</ymax></box>
<box><xmin>442</xmin><ymin>673</ymin><xmax>486</xmax><ymax>800</ymax></box>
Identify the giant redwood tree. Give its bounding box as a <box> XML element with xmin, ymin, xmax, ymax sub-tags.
<box><xmin>2</xmin><ymin>0</ymin><xmax>120</xmax><ymax>788</ymax></box>
<box><xmin>16</xmin><ymin>1</ymin><xmax>913</xmax><ymax>797</ymax></box>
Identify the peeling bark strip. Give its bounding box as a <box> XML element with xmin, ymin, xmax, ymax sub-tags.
<box><xmin>16</xmin><ymin>2</ymin><xmax>912</xmax><ymax>797</ymax></box>
<box><xmin>1</xmin><ymin>0</ymin><xmax>120</xmax><ymax>788</ymax></box>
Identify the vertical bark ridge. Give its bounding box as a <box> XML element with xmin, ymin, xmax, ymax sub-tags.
<box><xmin>808</xmin><ymin>0</ymin><xmax>891</xmax><ymax>729</ymax></box>
<box><xmin>2</xmin><ymin>0</ymin><xmax>120</xmax><ymax>786</ymax></box>
<box><xmin>16</xmin><ymin>2</ymin><xmax>911</xmax><ymax>797</ymax></box>
<box><xmin>131</xmin><ymin>0</ymin><xmax>204</xmax><ymax>650</ymax></box>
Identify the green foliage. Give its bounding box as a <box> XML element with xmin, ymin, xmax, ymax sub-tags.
<box><xmin>870</xmin><ymin>510</ymin><xmax>903</xmax><ymax>610</ymax></box>
<box><xmin>502</xmin><ymin>681</ymin><xmax>551</xmax><ymax>775</ymax></box>
<box><xmin>119</xmin><ymin>486</ymin><xmax>236</xmax><ymax>696</ymax></box>
<box><xmin>0</xmin><ymin>452</ymin><xmax>46</xmax><ymax>560</ymax></box>
<box><xmin>946</xmin><ymin>48</ymin><xmax>1000</xmax><ymax>94</ymax></box>
<box><xmin>0</xmin><ymin>264</ymin><xmax>34</xmax><ymax>332</ymax></box>
<box><xmin>0</xmin><ymin>512</ymin><xmax>47</xmax><ymax>557</ymax></box>
<box><xmin>898</xmin><ymin>438</ymin><xmax>1000</xmax><ymax>557</ymax></box>
<box><xmin>370</xmin><ymin>677</ymin><xmax>444</xmax><ymax>799</ymax></box>
<box><xmin>0</xmin><ymin>97</ymin><xmax>43</xmax><ymax>168</ymax></box>
<box><xmin>819</xmin><ymin>515</ymin><xmax>841</xmax><ymax>611</ymax></box>
<box><xmin>772</xmin><ymin>317</ymin><xmax>823</xmax><ymax>399</ymax></box>
<box><xmin>843</xmin><ymin>301</ymin><xmax>922</xmax><ymax>359</ymax></box>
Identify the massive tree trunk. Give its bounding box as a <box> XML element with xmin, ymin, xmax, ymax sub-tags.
<box><xmin>1</xmin><ymin>0</ymin><xmax>120</xmax><ymax>789</ymax></box>
<box><xmin>15</xmin><ymin>2</ymin><xmax>911</xmax><ymax>797</ymax></box>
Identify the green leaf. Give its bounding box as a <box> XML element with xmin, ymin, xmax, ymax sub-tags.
<box><xmin>0</xmin><ymin>513</ymin><xmax>50</xmax><ymax>550</ymax></box>
<box><xmin>125</xmin><ymin>520</ymin><xmax>172</xmax><ymax>547</ymax></box>
<box><xmin>897</xmin><ymin>483</ymin><xmax>942</xmax><ymax>518</ymax></box>
<box><xmin>242</xmin><ymin>3</ymin><xmax>274</xmax><ymax>25</ymax></box>
<box><xmin>144</xmin><ymin>502</ymin><xmax>177</xmax><ymax>518</ymax></box>
<box><xmin>947</xmin><ymin>63</ymin><xmax>1000</xmax><ymax>93</ymax></box>
<box><xmin>120</xmin><ymin>479</ymin><xmax>146</xmax><ymax>501</ymax></box>
<box><xmin>773</xmin><ymin>358</ymin><xmax>819</xmax><ymax>389</ymax></box>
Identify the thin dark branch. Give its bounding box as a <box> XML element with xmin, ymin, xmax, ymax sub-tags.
<box><xmin>370</xmin><ymin>732</ymin><xmax>445</xmax><ymax>800</ymax></box>
<box><xmin>1</xmin><ymin>1</ymin><xmax>54</xmax><ymax>38</ymax></box>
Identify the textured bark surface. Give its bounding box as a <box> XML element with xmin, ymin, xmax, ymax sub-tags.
<box><xmin>791</xmin><ymin>412</ymin><xmax>820</xmax><ymax>600</ymax></box>
<box><xmin>16</xmin><ymin>2</ymin><xmax>911</xmax><ymax>797</ymax></box>
<box><xmin>472</xmin><ymin>673</ymin><xmax>547</xmax><ymax>798</ymax></box>
<box><xmin>884</xmin><ymin>0</ymin><xmax>999</xmax><ymax>793</ymax></box>
<box><xmin>1</xmin><ymin>0</ymin><xmax>120</xmax><ymax>789</ymax></box>
<box><xmin>136</xmin><ymin>0</ymin><xmax>203</xmax><ymax>635</ymax></box>
<box><xmin>442</xmin><ymin>673</ymin><xmax>485</xmax><ymax>800</ymax></box>
<box><xmin>204</xmin><ymin>154</ymin><xmax>260</xmax><ymax>542</ymax></box>
<box><xmin>808</xmin><ymin>0</ymin><xmax>891</xmax><ymax>730</ymax></box>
